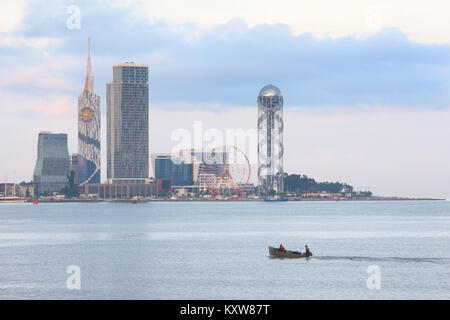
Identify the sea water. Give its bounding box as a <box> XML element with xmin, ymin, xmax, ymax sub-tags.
<box><xmin>0</xmin><ymin>200</ymin><xmax>449</xmax><ymax>299</ymax></box>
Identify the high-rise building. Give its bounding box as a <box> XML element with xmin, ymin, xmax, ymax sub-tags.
<box><xmin>107</xmin><ymin>62</ymin><xmax>149</xmax><ymax>182</ymax></box>
<box><xmin>257</xmin><ymin>84</ymin><xmax>284</xmax><ymax>194</ymax></box>
<box><xmin>33</xmin><ymin>132</ymin><xmax>70</xmax><ymax>195</ymax></box>
<box><xmin>77</xmin><ymin>38</ymin><xmax>101</xmax><ymax>185</ymax></box>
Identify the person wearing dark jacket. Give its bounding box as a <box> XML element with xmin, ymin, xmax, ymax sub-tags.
<box><xmin>304</xmin><ymin>245</ymin><xmax>312</xmax><ymax>257</ymax></box>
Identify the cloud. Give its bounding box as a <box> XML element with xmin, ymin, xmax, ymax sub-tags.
<box><xmin>3</xmin><ymin>1</ymin><xmax>449</xmax><ymax>111</ymax></box>
<box><xmin>0</xmin><ymin>0</ymin><xmax>29</xmax><ymax>32</ymax></box>
<box><xmin>0</xmin><ymin>34</ymin><xmax>61</xmax><ymax>50</ymax></box>
<box><xmin>119</xmin><ymin>0</ymin><xmax>450</xmax><ymax>44</ymax></box>
<box><xmin>0</xmin><ymin>90</ymin><xmax>75</xmax><ymax>118</ymax></box>
<box><xmin>0</xmin><ymin>62</ymin><xmax>80</xmax><ymax>93</ymax></box>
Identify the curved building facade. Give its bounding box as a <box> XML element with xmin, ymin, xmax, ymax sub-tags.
<box><xmin>257</xmin><ymin>84</ymin><xmax>284</xmax><ymax>194</ymax></box>
<box><xmin>33</xmin><ymin>132</ymin><xmax>70</xmax><ymax>195</ymax></box>
<box><xmin>77</xmin><ymin>38</ymin><xmax>101</xmax><ymax>185</ymax></box>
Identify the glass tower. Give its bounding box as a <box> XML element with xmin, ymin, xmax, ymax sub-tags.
<box><xmin>33</xmin><ymin>132</ymin><xmax>70</xmax><ymax>195</ymax></box>
<box><xmin>107</xmin><ymin>62</ymin><xmax>149</xmax><ymax>181</ymax></box>
<box><xmin>77</xmin><ymin>38</ymin><xmax>101</xmax><ymax>185</ymax></box>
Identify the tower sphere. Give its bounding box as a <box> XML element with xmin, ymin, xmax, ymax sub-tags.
<box><xmin>258</xmin><ymin>84</ymin><xmax>282</xmax><ymax>97</ymax></box>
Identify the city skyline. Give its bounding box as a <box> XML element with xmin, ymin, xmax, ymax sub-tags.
<box><xmin>0</xmin><ymin>1</ymin><xmax>449</xmax><ymax>198</ymax></box>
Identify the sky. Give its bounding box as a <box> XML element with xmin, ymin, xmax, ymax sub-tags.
<box><xmin>0</xmin><ymin>0</ymin><xmax>449</xmax><ymax>198</ymax></box>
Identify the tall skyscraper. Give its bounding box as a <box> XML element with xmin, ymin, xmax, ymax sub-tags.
<box><xmin>257</xmin><ymin>84</ymin><xmax>284</xmax><ymax>194</ymax></box>
<box><xmin>33</xmin><ymin>132</ymin><xmax>70</xmax><ymax>195</ymax></box>
<box><xmin>77</xmin><ymin>38</ymin><xmax>101</xmax><ymax>185</ymax></box>
<box><xmin>107</xmin><ymin>62</ymin><xmax>149</xmax><ymax>182</ymax></box>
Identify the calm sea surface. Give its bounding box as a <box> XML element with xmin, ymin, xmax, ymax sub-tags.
<box><xmin>0</xmin><ymin>201</ymin><xmax>449</xmax><ymax>299</ymax></box>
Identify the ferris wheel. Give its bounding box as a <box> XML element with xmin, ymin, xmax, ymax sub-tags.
<box><xmin>201</xmin><ymin>145</ymin><xmax>251</xmax><ymax>197</ymax></box>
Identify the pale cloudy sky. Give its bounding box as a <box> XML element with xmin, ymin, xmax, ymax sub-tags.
<box><xmin>0</xmin><ymin>0</ymin><xmax>449</xmax><ymax>198</ymax></box>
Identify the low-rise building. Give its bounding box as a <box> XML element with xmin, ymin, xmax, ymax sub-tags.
<box><xmin>83</xmin><ymin>178</ymin><xmax>171</xmax><ymax>199</ymax></box>
<box><xmin>18</xmin><ymin>184</ymin><xmax>34</xmax><ymax>198</ymax></box>
<box><xmin>84</xmin><ymin>183</ymin><xmax>156</xmax><ymax>199</ymax></box>
<box><xmin>0</xmin><ymin>183</ymin><xmax>19</xmax><ymax>197</ymax></box>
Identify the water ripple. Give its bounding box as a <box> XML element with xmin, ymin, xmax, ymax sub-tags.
<box><xmin>315</xmin><ymin>256</ymin><xmax>450</xmax><ymax>264</ymax></box>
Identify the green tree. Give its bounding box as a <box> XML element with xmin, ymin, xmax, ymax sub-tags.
<box><xmin>283</xmin><ymin>174</ymin><xmax>354</xmax><ymax>195</ymax></box>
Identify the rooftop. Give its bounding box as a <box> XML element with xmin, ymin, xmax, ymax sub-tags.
<box><xmin>116</xmin><ymin>62</ymin><xmax>148</xmax><ymax>68</ymax></box>
<box><xmin>259</xmin><ymin>84</ymin><xmax>282</xmax><ymax>97</ymax></box>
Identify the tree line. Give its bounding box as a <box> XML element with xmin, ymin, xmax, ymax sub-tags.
<box><xmin>283</xmin><ymin>174</ymin><xmax>354</xmax><ymax>194</ymax></box>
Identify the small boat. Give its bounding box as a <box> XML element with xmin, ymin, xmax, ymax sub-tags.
<box><xmin>264</xmin><ymin>197</ymin><xmax>288</xmax><ymax>202</ymax></box>
<box><xmin>33</xmin><ymin>201</ymin><xmax>39</xmax><ymax>205</ymax></box>
<box><xmin>268</xmin><ymin>246</ymin><xmax>312</xmax><ymax>258</ymax></box>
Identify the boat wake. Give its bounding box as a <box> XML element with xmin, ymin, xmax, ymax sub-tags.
<box><xmin>315</xmin><ymin>256</ymin><xmax>449</xmax><ymax>264</ymax></box>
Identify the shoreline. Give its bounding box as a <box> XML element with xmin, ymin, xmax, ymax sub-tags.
<box><xmin>0</xmin><ymin>197</ymin><xmax>445</xmax><ymax>204</ymax></box>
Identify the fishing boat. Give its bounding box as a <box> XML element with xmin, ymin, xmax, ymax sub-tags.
<box><xmin>268</xmin><ymin>246</ymin><xmax>312</xmax><ymax>258</ymax></box>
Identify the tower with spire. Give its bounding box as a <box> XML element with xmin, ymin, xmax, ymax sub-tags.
<box><xmin>84</xmin><ymin>37</ymin><xmax>94</xmax><ymax>93</ymax></box>
<box><xmin>74</xmin><ymin>38</ymin><xmax>101</xmax><ymax>185</ymax></box>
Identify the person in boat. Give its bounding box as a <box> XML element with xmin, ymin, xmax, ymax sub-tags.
<box><xmin>303</xmin><ymin>245</ymin><xmax>312</xmax><ymax>257</ymax></box>
<box><xmin>278</xmin><ymin>244</ymin><xmax>286</xmax><ymax>252</ymax></box>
